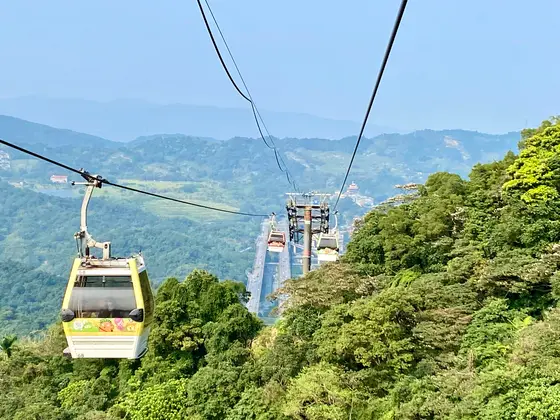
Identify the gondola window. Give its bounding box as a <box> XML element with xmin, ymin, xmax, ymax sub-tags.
<box><xmin>69</xmin><ymin>275</ymin><xmax>137</xmax><ymax>318</ymax></box>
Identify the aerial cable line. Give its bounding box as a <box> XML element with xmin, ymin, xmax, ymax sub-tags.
<box><xmin>100</xmin><ymin>179</ymin><xmax>266</xmax><ymax>217</ymax></box>
<box><xmin>196</xmin><ymin>0</ymin><xmax>299</xmax><ymax>192</ymax></box>
<box><xmin>195</xmin><ymin>0</ymin><xmax>249</xmax><ymax>103</ymax></box>
<box><xmin>202</xmin><ymin>0</ymin><xmax>284</xmax><ymax>157</ymax></box>
<box><xmin>0</xmin><ymin>138</ymin><xmax>268</xmax><ymax>217</ymax></box>
<box><xmin>333</xmin><ymin>0</ymin><xmax>409</xmax><ymax>212</ymax></box>
<box><xmin>0</xmin><ymin>139</ymin><xmax>84</xmax><ymax>177</ymax></box>
<box><xmin>199</xmin><ymin>0</ymin><xmax>280</xmax><ymax>150</ymax></box>
<box><xmin>197</xmin><ymin>0</ymin><xmax>297</xmax><ymax>189</ymax></box>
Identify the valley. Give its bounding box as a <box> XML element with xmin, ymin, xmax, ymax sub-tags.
<box><xmin>2</xmin><ymin>116</ymin><xmax>559</xmax><ymax>419</ymax></box>
<box><xmin>0</xmin><ymin>115</ymin><xmax>521</xmax><ymax>336</ymax></box>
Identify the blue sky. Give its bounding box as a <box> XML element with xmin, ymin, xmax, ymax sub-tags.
<box><xmin>0</xmin><ymin>0</ymin><xmax>557</xmax><ymax>133</ymax></box>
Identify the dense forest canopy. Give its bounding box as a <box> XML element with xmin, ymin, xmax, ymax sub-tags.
<box><xmin>1</xmin><ymin>118</ymin><xmax>560</xmax><ymax>419</ymax></box>
<box><xmin>0</xmin><ymin>180</ymin><xmax>259</xmax><ymax>336</ymax></box>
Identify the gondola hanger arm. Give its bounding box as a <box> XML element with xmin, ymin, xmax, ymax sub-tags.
<box><xmin>71</xmin><ymin>170</ymin><xmax>111</xmax><ymax>260</ymax></box>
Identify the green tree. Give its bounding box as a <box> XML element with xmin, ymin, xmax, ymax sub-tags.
<box><xmin>503</xmin><ymin>118</ymin><xmax>560</xmax><ymax>205</ymax></box>
<box><xmin>283</xmin><ymin>363</ymin><xmax>357</xmax><ymax>420</ymax></box>
<box><xmin>0</xmin><ymin>335</ymin><xmax>16</xmax><ymax>358</ymax></box>
<box><xmin>117</xmin><ymin>379</ymin><xmax>188</xmax><ymax>420</ymax></box>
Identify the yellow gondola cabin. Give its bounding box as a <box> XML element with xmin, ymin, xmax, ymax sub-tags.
<box><xmin>61</xmin><ymin>171</ymin><xmax>155</xmax><ymax>359</ymax></box>
<box><xmin>61</xmin><ymin>255</ymin><xmax>154</xmax><ymax>359</ymax></box>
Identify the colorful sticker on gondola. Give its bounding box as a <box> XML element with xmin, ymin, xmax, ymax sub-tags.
<box><xmin>70</xmin><ymin>318</ymin><xmax>138</xmax><ymax>334</ymax></box>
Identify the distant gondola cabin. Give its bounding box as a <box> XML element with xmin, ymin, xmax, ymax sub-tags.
<box><xmin>267</xmin><ymin>231</ymin><xmax>286</xmax><ymax>253</ymax></box>
<box><xmin>317</xmin><ymin>233</ymin><xmax>340</xmax><ymax>262</ymax></box>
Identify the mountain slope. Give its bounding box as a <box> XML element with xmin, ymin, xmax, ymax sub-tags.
<box><xmin>0</xmin><ymin>258</ymin><xmax>65</xmax><ymax>335</ymax></box>
<box><xmin>0</xmin><ymin>115</ymin><xmax>521</xmax><ymax>208</ymax></box>
<box><xmin>2</xmin><ymin>119</ymin><xmax>560</xmax><ymax>420</ymax></box>
<box><xmin>0</xmin><ymin>115</ymin><xmax>117</xmax><ymax>148</ymax></box>
<box><xmin>0</xmin><ymin>180</ymin><xmax>257</xmax><ymax>284</ymax></box>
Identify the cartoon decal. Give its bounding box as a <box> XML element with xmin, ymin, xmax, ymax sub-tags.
<box><xmin>114</xmin><ymin>318</ymin><xmax>125</xmax><ymax>331</ymax></box>
<box><xmin>99</xmin><ymin>319</ymin><xmax>114</xmax><ymax>332</ymax></box>
<box><xmin>70</xmin><ymin>318</ymin><xmax>138</xmax><ymax>333</ymax></box>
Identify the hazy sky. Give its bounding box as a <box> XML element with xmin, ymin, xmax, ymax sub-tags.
<box><xmin>0</xmin><ymin>0</ymin><xmax>558</xmax><ymax>133</ymax></box>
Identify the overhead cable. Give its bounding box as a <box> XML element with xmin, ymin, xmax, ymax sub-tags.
<box><xmin>196</xmin><ymin>0</ymin><xmax>299</xmax><ymax>192</ymax></box>
<box><xmin>0</xmin><ymin>138</ymin><xmax>268</xmax><ymax>217</ymax></box>
<box><xmin>333</xmin><ymin>0</ymin><xmax>409</xmax><ymax>211</ymax></box>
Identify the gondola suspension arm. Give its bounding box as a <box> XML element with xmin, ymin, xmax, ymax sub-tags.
<box><xmin>72</xmin><ymin>171</ymin><xmax>111</xmax><ymax>260</ymax></box>
<box><xmin>270</xmin><ymin>212</ymin><xmax>277</xmax><ymax>230</ymax></box>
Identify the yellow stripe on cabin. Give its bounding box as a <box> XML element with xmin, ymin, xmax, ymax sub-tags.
<box><xmin>68</xmin><ymin>331</ymin><xmax>139</xmax><ymax>337</ymax></box>
<box><xmin>129</xmin><ymin>258</ymin><xmax>145</xmax><ymax>335</ymax></box>
<box><xmin>62</xmin><ymin>258</ymin><xmax>81</xmax><ymax>337</ymax></box>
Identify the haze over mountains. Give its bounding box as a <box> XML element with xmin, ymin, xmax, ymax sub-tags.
<box><xmin>0</xmin><ymin>96</ymin><xmax>400</xmax><ymax>142</ymax></box>
<box><xmin>0</xmin><ymin>115</ymin><xmax>118</xmax><ymax>149</ymax></box>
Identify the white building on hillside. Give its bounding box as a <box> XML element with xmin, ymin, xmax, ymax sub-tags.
<box><xmin>50</xmin><ymin>175</ymin><xmax>68</xmax><ymax>183</ymax></box>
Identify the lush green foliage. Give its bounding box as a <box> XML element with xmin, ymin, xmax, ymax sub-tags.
<box><xmin>0</xmin><ymin>259</ymin><xmax>66</xmax><ymax>335</ymax></box>
<box><xmin>0</xmin><ymin>180</ymin><xmax>258</xmax><ymax>334</ymax></box>
<box><xmin>11</xmin><ymin>117</ymin><xmax>560</xmax><ymax>418</ymax></box>
<box><xmin>0</xmin><ymin>118</ymin><xmax>519</xmax><ymax>335</ymax></box>
<box><xmin>0</xmin><ymin>271</ymin><xmax>262</xmax><ymax>419</ymax></box>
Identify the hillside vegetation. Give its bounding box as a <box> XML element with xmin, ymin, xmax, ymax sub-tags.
<box><xmin>0</xmin><ymin>181</ymin><xmax>258</xmax><ymax>336</ymax></box>
<box><xmin>0</xmin><ymin>116</ymin><xmax>520</xmax><ymax>203</ymax></box>
<box><xmin>0</xmin><ymin>181</ymin><xmax>256</xmax><ymax>281</ymax></box>
<box><xmin>1</xmin><ymin>118</ymin><xmax>559</xmax><ymax>419</ymax></box>
<box><xmin>0</xmin><ymin>117</ymin><xmax>520</xmax><ymax>336</ymax></box>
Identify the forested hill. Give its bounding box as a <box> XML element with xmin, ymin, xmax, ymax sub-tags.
<box><xmin>0</xmin><ymin>180</ymin><xmax>258</xmax><ymax>335</ymax></box>
<box><xmin>2</xmin><ymin>118</ymin><xmax>560</xmax><ymax>419</ymax></box>
<box><xmin>0</xmin><ymin>118</ymin><xmax>522</xmax><ymax>338</ymax></box>
<box><xmin>0</xmin><ymin>115</ymin><xmax>520</xmax><ymax>202</ymax></box>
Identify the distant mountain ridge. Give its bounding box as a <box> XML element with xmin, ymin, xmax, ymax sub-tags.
<box><xmin>0</xmin><ymin>116</ymin><xmax>522</xmax><ymax>285</ymax></box>
<box><xmin>0</xmin><ymin>115</ymin><xmax>521</xmax><ymax>204</ymax></box>
<box><xmin>0</xmin><ymin>115</ymin><xmax>119</xmax><ymax>148</ymax></box>
<box><xmin>0</xmin><ymin>96</ymin><xmax>400</xmax><ymax>142</ymax></box>
<box><xmin>0</xmin><ymin>115</ymin><xmax>520</xmax><ymax>171</ymax></box>
<box><xmin>0</xmin><ymin>114</ymin><xmax>520</xmax><ymax>157</ymax></box>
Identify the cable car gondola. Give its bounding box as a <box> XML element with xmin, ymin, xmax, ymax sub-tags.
<box><xmin>316</xmin><ymin>233</ymin><xmax>340</xmax><ymax>262</ymax></box>
<box><xmin>61</xmin><ymin>172</ymin><xmax>155</xmax><ymax>359</ymax></box>
<box><xmin>268</xmin><ymin>231</ymin><xmax>286</xmax><ymax>253</ymax></box>
<box><xmin>316</xmin><ymin>210</ymin><xmax>340</xmax><ymax>262</ymax></box>
<box><xmin>267</xmin><ymin>212</ymin><xmax>286</xmax><ymax>253</ymax></box>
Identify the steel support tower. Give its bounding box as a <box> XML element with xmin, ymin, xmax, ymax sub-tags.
<box><xmin>286</xmin><ymin>192</ymin><xmax>331</xmax><ymax>274</ymax></box>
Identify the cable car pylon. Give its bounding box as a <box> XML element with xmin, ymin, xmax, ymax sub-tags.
<box><xmin>286</xmin><ymin>192</ymin><xmax>331</xmax><ymax>274</ymax></box>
